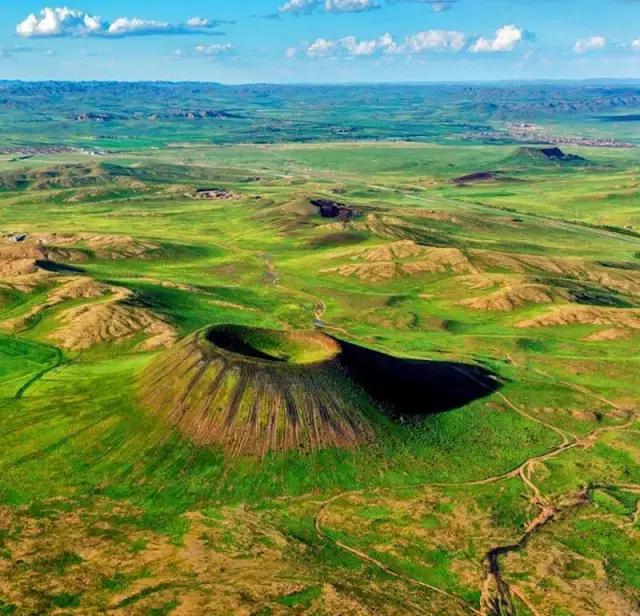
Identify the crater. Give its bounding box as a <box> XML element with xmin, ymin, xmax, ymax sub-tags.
<box><xmin>205</xmin><ymin>325</ymin><xmax>340</xmax><ymax>365</ymax></box>
<box><xmin>139</xmin><ymin>325</ymin><xmax>501</xmax><ymax>456</ymax></box>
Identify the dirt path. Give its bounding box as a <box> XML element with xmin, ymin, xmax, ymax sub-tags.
<box><xmin>14</xmin><ymin>346</ymin><xmax>64</xmax><ymax>399</ymax></box>
<box><xmin>314</xmin><ymin>492</ymin><xmax>482</xmax><ymax>615</ymax></box>
<box><xmin>532</xmin><ymin>367</ymin><xmax>623</xmax><ymax>411</ymax></box>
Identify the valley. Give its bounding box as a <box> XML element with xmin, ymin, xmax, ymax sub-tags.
<box><xmin>0</xmin><ymin>83</ymin><xmax>639</xmax><ymax>615</ymax></box>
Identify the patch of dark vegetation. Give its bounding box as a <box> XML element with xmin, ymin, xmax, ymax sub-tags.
<box><xmin>385</xmin><ymin>294</ymin><xmax>411</xmax><ymax>307</ymax></box>
<box><xmin>539</xmin><ymin>278</ymin><xmax>635</xmax><ymax>308</ymax></box>
<box><xmin>492</xmin><ymin>242</ymin><xmax>551</xmax><ymax>255</ymax></box>
<box><xmin>570</xmin><ymin>290</ymin><xmax>634</xmax><ymax>308</ymax></box>
<box><xmin>598</xmin><ymin>114</ymin><xmax>640</xmax><ymax>122</ymax></box>
<box><xmin>596</xmin><ymin>260</ymin><xmax>640</xmax><ymax>271</ymax></box>
<box><xmin>452</xmin><ymin>171</ymin><xmax>520</xmax><ymax>185</ymax></box>
<box><xmin>307</xmin><ymin>231</ymin><xmax>368</xmax><ymax>248</ymax></box>
<box><xmin>113</xmin><ymin>583</ymin><xmax>175</xmax><ymax>610</ymax></box>
<box><xmin>336</xmin><ymin>338</ymin><xmax>501</xmax><ymax>417</ymax></box>
<box><xmin>277</xmin><ymin>586</ymin><xmax>322</xmax><ymax>609</ymax></box>
<box><xmin>310</xmin><ymin>199</ymin><xmax>359</xmax><ymax>221</ymax></box>
<box><xmin>0</xmin><ymin>601</ymin><xmax>16</xmax><ymax>615</ymax></box>
<box><xmin>599</xmin><ymin>225</ymin><xmax>640</xmax><ymax>238</ymax></box>
<box><xmin>516</xmin><ymin>338</ymin><xmax>549</xmax><ymax>353</ymax></box>
<box><xmin>50</xmin><ymin>593</ymin><xmax>81</xmax><ymax>609</ymax></box>
<box><xmin>442</xmin><ymin>319</ymin><xmax>465</xmax><ymax>333</ymax></box>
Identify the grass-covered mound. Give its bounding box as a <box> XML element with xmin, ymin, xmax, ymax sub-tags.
<box><xmin>139</xmin><ymin>325</ymin><xmax>377</xmax><ymax>456</ymax></box>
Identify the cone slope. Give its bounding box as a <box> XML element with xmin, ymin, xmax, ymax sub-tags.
<box><xmin>139</xmin><ymin>326</ymin><xmax>376</xmax><ymax>456</ymax></box>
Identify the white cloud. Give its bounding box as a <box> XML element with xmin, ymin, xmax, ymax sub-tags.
<box><xmin>280</xmin><ymin>0</ymin><xmax>319</xmax><ymax>13</ymax></box>
<box><xmin>16</xmin><ymin>7</ymin><xmax>103</xmax><ymax>37</ymax></box>
<box><xmin>306</xmin><ymin>38</ymin><xmax>338</xmax><ymax>57</ymax></box>
<box><xmin>304</xmin><ymin>35</ymin><xmax>393</xmax><ymax>58</ymax></box>
<box><xmin>194</xmin><ymin>43</ymin><xmax>234</xmax><ymax>56</ymax></box>
<box><xmin>398</xmin><ymin>30</ymin><xmax>465</xmax><ymax>53</ymax></box>
<box><xmin>187</xmin><ymin>17</ymin><xmax>216</xmax><ymax>28</ymax></box>
<box><xmin>296</xmin><ymin>29</ymin><xmax>466</xmax><ymax>58</ymax></box>
<box><xmin>574</xmin><ymin>36</ymin><xmax>607</xmax><ymax>54</ymax></box>
<box><xmin>107</xmin><ymin>17</ymin><xmax>173</xmax><ymax>36</ymax></box>
<box><xmin>280</xmin><ymin>0</ymin><xmax>379</xmax><ymax>13</ymax></box>
<box><xmin>172</xmin><ymin>44</ymin><xmax>234</xmax><ymax>60</ymax></box>
<box><xmin>324</xmin><ymin>0</ymin><xmax>380</xmax><ymax>12</ymax></box>
<box><xmin>632</xmin><ymin>38</ymin><xmax>640</xmax><ymax>50</ymax></box>
<box><xmin>17</xmin><ymin>7</ymin><xmax>223</xmax><ymax>38</ymax></box>
<box><xmin>470</xmin><ymin>24</ymin><xmax>524</xmax><ymax>53</ymax></box>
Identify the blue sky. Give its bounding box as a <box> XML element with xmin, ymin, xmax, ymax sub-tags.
<box><xmin>1</xmin><ymin>1</ymin><xmax>640</xmax><ymax>82</ymax></box>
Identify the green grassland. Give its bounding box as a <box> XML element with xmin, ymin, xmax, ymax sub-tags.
<box><xmin>0</xmin><ymin>92</ymin><xmax>639</xmax><ymax>615</ymax></box>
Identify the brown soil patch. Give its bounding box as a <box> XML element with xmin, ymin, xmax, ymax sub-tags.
<box><xmin>461</xmin><ymin>281</ymin><xmax>556</xmax><ymax>312</ymax></box>
<box><xmin>325</xmin><ymin>261</ymin><xmax>399</xmax><ymax>282</ymax></box>
<box><xmin>516</xmin><ymin>306</ymin><xmax>640</xmax><ymax>330</ymax></box>
<box><xmin>0</xmin><ymin>236</ymin><xmax>85</xmax><ymax>289</ymax></box>
<box><xmin>47</xmin><ymin>277</ymin><xmax>112</xmax><ymax>304</ymax></box>
<box><xmin>353</xmin><ymin>241</ymin><xmax>426</xmax><ymax>262</ymax></box>
<box><xmin>49</xmin><ymin>288</ymin><xmax>176</xmax><ymax>351</ymax></box>
<box><xmin>26</xmin><ymin>232</ymin><xmax>160</xmax><ymax>261</ymax></box>
<box><xmin>474</xmin><ymin>251</ymin><xmax>585</xmax><ymax>277</ymax></box>
<box><xmin>584</xmin><ymin>328</ymin><xmax>632</xmax><ymax>342</ymax></box>
<box><xmin>2</xmin><ymin>277</ymin><xmax>112</xmax><ymax>332</ymax></box>
<box><xmin>589</xmin><ymin>269</ymin><xmax>640</xmax><ymax>296</ymax></box>
<box><xmin>1</xmin><ymin>497</ymin><xmax>425</xmax><ymax>615</ymax></box>
<box><xmin>73</xmin><ymin>234</ymin><xmax>161</xmax><ymax>260</ymax></box>
<box><xmin>323</xmin><ymin>241</ymin><xmax>475</xmax><ymax>281</ymax></box>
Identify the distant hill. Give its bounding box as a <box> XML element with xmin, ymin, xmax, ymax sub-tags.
<box><xmin>506</xmin><ymin>146</ymin><xmax>589</xmax><ymax>165</ymax></box>
<box><xmin>0</xmin><ymin>163</ymin><xmax>112</xmax><ymax>191</ymax></box>
<box><xmin>0</xmin><ymin>161</ymin><xmax>255</xmax><ymax>191</ymax></box>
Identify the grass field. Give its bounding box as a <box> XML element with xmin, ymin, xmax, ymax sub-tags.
<box><xmin>0</xmin><ymin>84</ymin><xmax>639</xmax><ymax>615</ymax></box>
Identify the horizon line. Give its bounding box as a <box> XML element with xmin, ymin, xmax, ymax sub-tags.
<box><xmin>2</xmin><ymin>77</ymin><xmax>640</xmax><ymax>87</ymax></box>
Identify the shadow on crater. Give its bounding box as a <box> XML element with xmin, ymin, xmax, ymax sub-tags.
<box><xmin>336</xmin><ymin>339</ymin><xmax>502</xmax><ymax>418</ymax></box>
<box><xmin>36</xmin><ymin>259</ymin><xmax>85</xmax><ymax>275</ymax></box>
<box><xmin>206</xmin><ymin>327</ymin><xmax>286</xmax><ymax>362</ymax></box>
